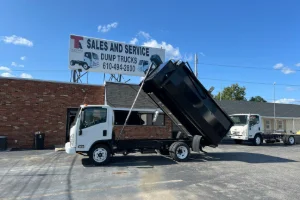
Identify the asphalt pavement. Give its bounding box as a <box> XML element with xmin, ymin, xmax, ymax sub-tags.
<box><xmin>0</xmin><ymin>142</ymin><xmax>300</xmax><ymax>200</ymax></box>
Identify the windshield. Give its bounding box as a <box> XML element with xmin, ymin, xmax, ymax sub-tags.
<box><xmin>230</xmin><ymin>115</ymin><xmax>248</xmax><ymax>125</ymax></box>
<box><xmin>92</xmin><ymin>53</ymin><xmax>99</xmax><ymax>59</ymax></box>
<box><xmin>71</xmin><ymin>107</ymin><xmax>81</xmax><ymax>128</ymax></box>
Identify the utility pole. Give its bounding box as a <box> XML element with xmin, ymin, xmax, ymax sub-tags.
<box><xmin>273</xmin><ymin>82</ymin><xmax>276</xmax><ymax>133</ymax></box>
<box><xmin>194</xmin><ymin>53</ymin><xmax>198</xmax><ymax>78</ymax></box>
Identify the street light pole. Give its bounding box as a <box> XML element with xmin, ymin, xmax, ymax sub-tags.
<box><xmin>273</xmin><ymin>82</ymin><xmax>276</xmax><ymax>133</ymax></box>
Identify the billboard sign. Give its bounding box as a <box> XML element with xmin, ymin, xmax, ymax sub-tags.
<box><xmin>69</xmin><ymin>35</ymin><xmax>165</xmax><ymax>77</ymax></box>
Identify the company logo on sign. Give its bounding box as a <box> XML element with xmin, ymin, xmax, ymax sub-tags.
<box><xmin>69</xmin><ymin>35</ymin><xmax>165</xmax><ymax>77</ymax></box>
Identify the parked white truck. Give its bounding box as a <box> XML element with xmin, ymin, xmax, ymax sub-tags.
<box><xmin>227</xmin><ymin>114</ymin><xmax>296</xmax><ymax>146</ymax></box>
<box><xmin>65</xmin><ymin>58</ymin><xmax>234</xmax><ymax>165</ymax></box>
<box><xmin>70</xmin><ymin>52</ymin><xmax>99</xmax><ymax>70</ymax></box>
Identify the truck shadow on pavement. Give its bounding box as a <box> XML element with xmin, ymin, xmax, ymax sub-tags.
<box><xmin>82</xmin><ymin>154</ymin><xmax>177</xmax><ymax>167</ymax></box>
<box><xmin>190</xmin><ymin>152</ymin><xmax>297</xmax><ymax>163</ymax></box>
<box><xmin>82</xmin><ymin>151</ymin><xmax>296</xmax><ymax>167</ymax></box>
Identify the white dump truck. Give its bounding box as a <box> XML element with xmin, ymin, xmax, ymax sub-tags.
<box><xmin>227</xmin><ymin>114</ymin><xmax>296</xmax><ymax>146</ymax></box>
<box><xmin>65</xmin><ymin>58</ymin><xmax>234</xmax><ymax>165</ymax></box>
<box><xmin>70</xmin><ymin>52</ymin><xmax>99</xmax><ymax>70</ymax></box>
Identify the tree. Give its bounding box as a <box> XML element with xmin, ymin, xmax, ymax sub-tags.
<box><xmin>249</xmin><ymin>96</ymin><xmax>267</xmax><ymax>102</ymax></box>
<box><xmin>215</xmin><ymin>83</ymin><xmax>246</xmax><ymax>101</ymax></box>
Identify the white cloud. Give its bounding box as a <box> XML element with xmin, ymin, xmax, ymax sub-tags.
<box><xmin>273</xmin><ymin>63</ymin><xmax>284</xmax><ymax>69</ymax></box>
<box><xmin>11</xmin><ymin>62</ymin><xmax>17</xmax><ymax>67</ymax></box>
<box><xmin>275</xmin><ymin>98</ymin><xmax>297</xmax><ymax>104</ymax></box>
<box><xmin>1</xmin><ymin>35</ymin><xmax>33</xmax><ymax>47</ymax></box>
<box><xmin>281</xmin><ymin>67</ymin><xmax>295</xmax><ymax>74</ymax></box>
<box><xmin>183</xmin><ymin>54</ymin><xmax>193</xmax><ymax>62</ymax></box>
<box><xmin>295</xmin><ymin>63</ymin><xmax>300</xmax><ymax>67</ymax></box>
<box><xmin>199</xmin><ymin>52</ymin><xmax>205</xmax><ymax>57</ymax></box>
<box><xmin>286</xmin><ymin>87</ymin><xmax>298</xmax><ymax>91</ymax></box>
<box><xmin>143</xmin><ymin>39</ymin><xmax>181</xmax><ymax>60</ymax></box>
<box><xmin>129</xmin><ymin>38</ymin><xmax>138</xmax><ymax>45</ymax></box>
<box><xmin>1</xmin><ymin>72</ymin><xmax>15</xmax><ymax>77</ymax></box>
<box><xmin>0</xmin><ymin>66</ymin><xmax>11</xmax><ymax>72</ymax></box>
<box><xmin>20</xmin><ymin>56</ymin><xmax>26</xmax><ymax>60</ymax></box>
<box><xmin>11</xmin><ymin>62</ymin><xmax>24</xmax><ymax>67</ymax></box>
<box><xmin>97</xmin><ymin>22</ymin><xmax>118</xmax><ymax>33</ymax></box>
<box><xmin>138</xmin><ymin>31</ymin><xmax>151</xmax><ymax>40</ymax></box>
<box><xmin>20</xmin><ymin>73</ymin><xmax>33</xmax><ymax>79</ymax></box>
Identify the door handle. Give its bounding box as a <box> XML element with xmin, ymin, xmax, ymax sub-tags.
<box><xmin>79</xmin><ymin>129</ymin><xmax>82</xmax><ymax>136</ymax></box>
<box><xmin>103</xmin><ymin>130</ymin><xmax>107</xmax><ymax>136</ymax></box>
<box><xmin>259</xmin><ymin>127</ymin><xmax>260</xmax><ymax>131</ymax></box>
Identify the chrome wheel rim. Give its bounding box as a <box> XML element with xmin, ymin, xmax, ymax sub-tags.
<box><xmin>176</xmin><ymin>146</ymin><xmax>188</xmax><ymax>159</ymax></box>
<box><xmin>93</xmin><ymin>148</ymin><xmax>107</xmax><ymax>163</ymax></box>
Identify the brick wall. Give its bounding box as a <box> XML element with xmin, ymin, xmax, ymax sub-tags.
<box><xmin>0</xmin><ymin>78</ymin><xmax>104</xmax><ymax>148</ymax></box>
<box><xmin>0</xmin><ymin>78</ymin><xmax>173</xmax><ymax>149</ymax></box>
<box><xmin>113</xmin><ymin>115</ymin><xmax>172</xmax><ymax>140</ymax></box>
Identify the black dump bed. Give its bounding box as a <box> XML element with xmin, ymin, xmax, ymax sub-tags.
<box><xmin>142</xmin><ymin>60</ymin><xmax>233</xmax><ymax>147</ymax></box>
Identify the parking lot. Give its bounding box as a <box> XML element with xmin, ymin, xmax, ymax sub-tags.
<box><xmin>0</xmin><ymin>142</ymin><xmax>300</xmax><ymax>200</ymax></box>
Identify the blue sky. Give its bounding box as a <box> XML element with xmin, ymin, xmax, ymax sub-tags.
<box><xmin>0</xmin><ymin>0</ymin><xmax>299</xmax><ymax>104</ymax></box>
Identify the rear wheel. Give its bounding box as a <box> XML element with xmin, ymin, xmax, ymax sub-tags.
<box><xmin>70</xmin><ymin>60</ymin><xmax>75</xmax><ymax>66</ymax></box>
<box><xmin>234</xmin><ymin>139</ymin><xmax>243</xmax><ymax>144</ymax></box>
<box><xmin>89</xmin><ymin>144</ymin><xmax>111</xmax><ymax>165</ymax></box>
<box><xmin>170</xmin><ymin>142</ymin><xmax>190</xmax><ymax>162</ymax></box>
<box><xmin>253</xmin><ymin>134</ymin><xmax>263</xmax><ymax>146</ymax></box>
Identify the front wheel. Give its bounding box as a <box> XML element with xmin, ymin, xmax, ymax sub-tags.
<box><xmin>89</xmin><ymin>144</ymin><xmax>111</xmax><ymax>165</ymax></box>
<box><xmin>253</xmin><ymin>134</ymin><xmax>263</xmax><ymax>146</ymax></box>
<box><xmin>284</xmin><ymin>135</ymin><xmax>295</xmax><ymax>145</ymax></box>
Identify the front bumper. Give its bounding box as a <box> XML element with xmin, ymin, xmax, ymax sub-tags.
<box><xmin>228</xmin><ymin>135</ymin><xmax>248</xmax><ymax>140</ymax></box>
<box><xmin>65</xmin><ymin>142</ymin><xmax>76</xmax><ymax>154</ymax></box>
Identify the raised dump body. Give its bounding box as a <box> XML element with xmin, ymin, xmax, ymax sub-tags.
<box><xmin>143</xmin><ymin>60</ymin><xmax>233</xmax><ymax>147</ymax></box>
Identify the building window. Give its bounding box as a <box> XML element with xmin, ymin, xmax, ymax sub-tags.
<box><xmin>114</xmin><ymin>110</ymin><xmax>165</xmax><ymax>126</ymax></box>
<box><xmin>277</xmin><ymin>120</ymin><xmax>283</xmax><ymax>130</ymax></box>
<box><xmin>265</xmin><ymin>120</ymin><xmax>271</xmax><ymax>130</ymax></box>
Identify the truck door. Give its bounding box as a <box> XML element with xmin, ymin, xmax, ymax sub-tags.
<box><xmin>84</xmin><ymin>52</ymin><xmax>92</xmax><ymax>67</ymax></box>
<box><xmin>78</xmin><ymin>107</ymin><xmax>110</xmax><ymax>152</ymax></box>
<box><xmin>249</xmin><ymin>115</ymin><xmax>261</xmax><ymax>138</ymax></box>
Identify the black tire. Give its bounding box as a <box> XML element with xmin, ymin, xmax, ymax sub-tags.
<box><xmin>253</xmin><ymin>134</ymin><xmax>263</xmax><ymax>146</ymax></box>
<box><xmin>157</xmin><ymin>149</ymin><xmax>170</xmax><ymax>156</ymax></box>
<box><xmin>287</xmin><ymin>135</ymin><xmax>295</xmax><ymax>145</ymax></box>
<box><xmin>169</xmin><ymin>142</ymin><xmax>177</xmax><ymax>158</ymax></box>
<box><xmin>170</xmin><ymin>142</ymin><xmax>190</xmax><ymax>162</ymax></box>
<box><xmin>192</xmin><ymin>135</ymin><xmax>202</xmax><ymax>152</ymax></box>
<box><xmin>70</xmin><ymin>60</ymin><xmax>75</xmax><ymax>66</ymax></box>
<box><xmin>89</xmin><ymin>144</ymin><xmax>111</xmax><ymax>166</ymax></box>
<box><xmin>83</xmin><ymin>63</ymin><xmax>89</xmax><ymax>70</ymax></box>
<box><xmin>234</xmin><ymin>139</ymin><xmax>243</xmax><ymax>144</ymax></box>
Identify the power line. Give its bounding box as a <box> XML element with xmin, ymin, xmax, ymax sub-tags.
<box><xmin>198</xmin><ymin>62</ymin><xmax>300</xmax><ymax>72</ymax></box>
<box><xmin>199</xmin><ymin>77</ymin><xmax>300</xmax><ymax>87</ymax></box>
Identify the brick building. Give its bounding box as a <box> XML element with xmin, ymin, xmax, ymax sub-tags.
<box><xmin>0</xmin><ymin>77</ymin><xmax>172</xmax><ymax>149</ymax></box>
<box><xmin>2</xmin><ymin>77</ymin><xmax>299</xmax><ymax>149</ymax></box>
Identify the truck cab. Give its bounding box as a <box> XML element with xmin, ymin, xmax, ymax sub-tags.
<box><xmin>65</xmin><ymin>105</ymin><xmax>114</xmax><ymax>156</ymax></box>
<box><xmin>137</xmin><ymin>60</ymin><xmax>149</xmax><ymax>74</ymax></box>
<box><xmin>227</xmin><ymin>114</ymin><xmax>263</xmax><ymax>145</ymax></box>
<box><xmin>83</xmin><ymin>52</ymin><xmax>99</xmax><ymax>69</ymax></box>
